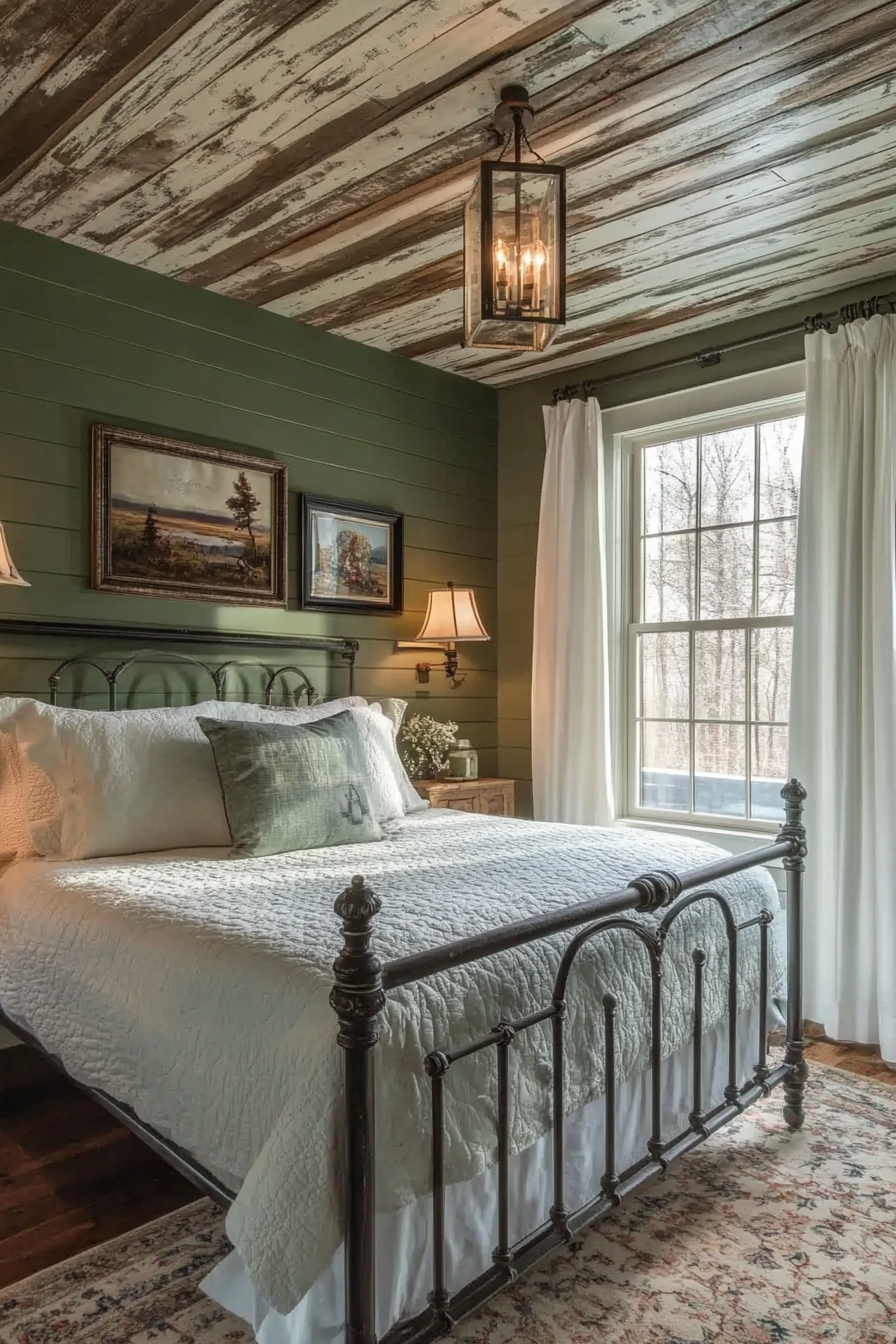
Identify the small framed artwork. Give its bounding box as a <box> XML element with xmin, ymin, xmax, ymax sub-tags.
<box><xmin>301</xmin><ymin>494</ymin><xmax>403</xmax><ymax>615</ymax></box>
<box><xmin>91</xmin><ymin>425</ymin><xmax>288</xmax><ymax>607</ymax></box>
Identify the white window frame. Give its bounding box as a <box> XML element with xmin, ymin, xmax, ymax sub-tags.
<box><xmin>621</xmin><ymin>392</ymin><xmax>805</xmax><ymax>836</ymax></box>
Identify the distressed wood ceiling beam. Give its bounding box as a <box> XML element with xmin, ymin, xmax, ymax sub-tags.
<box><xmin>159</xmin><ymin>0</ymin><xmax>896</xmax><ymax>289</ymax></box>
<box><xmin>0</xmin><ymin>0</ymin><xmax>257</xmax><ymax>191</ymax></box>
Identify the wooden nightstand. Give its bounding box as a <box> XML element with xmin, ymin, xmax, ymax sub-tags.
<box><xmin>413</xmin><ymin>777</ymin><xmax>515</xmax><ymax>817</ymax></box>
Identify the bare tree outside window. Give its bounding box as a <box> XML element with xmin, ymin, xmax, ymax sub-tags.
<box><xmin>635</xmin><ymin>412</ymin><xmax>803</xmax><ymax>823</ymax></box>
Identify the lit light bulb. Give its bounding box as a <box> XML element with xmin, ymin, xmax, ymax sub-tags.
<box><xmin>521</xmin><ymin>246</ymin><xmax>535</xmax><ymax>311</ymax></box>
<box><xmin>494</xmin><ymin>237</ymin><xmax>509</xmax><ymax>314</ymax></box>
<box><xmin>532</xmin><ymin>241</ymin><xmax>548</xmax><ymax>315</ymax></box>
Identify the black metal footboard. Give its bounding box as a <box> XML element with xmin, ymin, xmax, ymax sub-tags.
<box><xmin>330</xmin><ymin>780</ymin><xmax>808</xmax><ymax>1344</ymax></box>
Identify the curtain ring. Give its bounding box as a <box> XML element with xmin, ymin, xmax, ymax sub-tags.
<box><xmin>803</xmin><ymin>312</ymin><xmax>830</xmax><ymax>333</ymax></box>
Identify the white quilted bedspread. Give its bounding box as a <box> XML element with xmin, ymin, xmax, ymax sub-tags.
<box><xmin>0</xmin><ymin>810</ymin><xmax>784</xmax><ymax>1314</ymax></box>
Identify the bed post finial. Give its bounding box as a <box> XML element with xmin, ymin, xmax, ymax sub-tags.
<box><xmin>778</xmin><ymin>780</ymin><xmax>808</xmax><ymax>1131</ymax></box>
<box><xmin>331</xmin><ymin>875</ymin><xmax>384</xmax><ymax>1344</ymax></box>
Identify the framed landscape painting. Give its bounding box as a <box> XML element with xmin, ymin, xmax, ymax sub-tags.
<box><xmin>91</xmin><ymin>425</ymin><xmax>288</xmax><ymax>607</ymax></box>
<box><xmin>301</xmin><ymin>494</ymin><xmax>403</xmax><ymax>615</ymax></box>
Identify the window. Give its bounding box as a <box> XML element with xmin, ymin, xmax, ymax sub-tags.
<box><xmin>627</xmin><ymin>400</ymin><xmax>803</xmax><ymax>828</ymax></box>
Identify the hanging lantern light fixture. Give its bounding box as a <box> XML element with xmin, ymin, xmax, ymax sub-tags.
<box><xmin>463</xmin><ymin>85</ymin><xmax>566</xmax><ymax>351</ymax></box>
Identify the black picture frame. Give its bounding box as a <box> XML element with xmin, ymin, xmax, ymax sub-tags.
<box><xmin>301</xmin><ymin>494</ymin><xmax>403</xmax><ymax>615</ymax></box>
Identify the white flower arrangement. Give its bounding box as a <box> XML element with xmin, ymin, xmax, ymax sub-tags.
<box><xmin>401</xmin><ymin>714</ymin><xmax>458</xmax><ymax>780</ymax></box>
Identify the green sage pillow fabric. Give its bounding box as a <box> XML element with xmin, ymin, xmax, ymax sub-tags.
<box><xmin>197</xmin><ymin>711</ymin><xmax>383</xmax><ymax>858</ymax></box>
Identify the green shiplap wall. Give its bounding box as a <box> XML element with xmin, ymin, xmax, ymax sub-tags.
<box><xmin>0</xmin><ymin>222</ymin><xmax>499</xmax><ymax>766</ymax></box>
<box><xmin>497</xmin><ymin>273</ymin><xmax>896</xmax><ymax>816</ymax></box>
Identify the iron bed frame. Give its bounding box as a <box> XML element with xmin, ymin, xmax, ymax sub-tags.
<box><xmin>0</xmin><ymin>643</ymin><xmax>808</xmax><ymax>1344</ymax></box>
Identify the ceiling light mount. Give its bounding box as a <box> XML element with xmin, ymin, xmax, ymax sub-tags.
<box><xmin>492</xmin><ymin>85</ymin><xmax>535</xmax><ymax>138</ymax></box>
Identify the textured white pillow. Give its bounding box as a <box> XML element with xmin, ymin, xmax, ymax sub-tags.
<box><xmin>366</xmin><ymin>700</ymin><xmax>428</xmax><ymax>814</ymax></box>
<box><xmin>17</xmin><ymin>699</ymin><xmax>237</xmax><ymax>858</ymax></box>
<box><xmin>256</xmin><ymin>695</ymin><xmax>368</xmax><ymax>715</ymax></box>
<box><xmin>0</xmin><ymin>698</ymin><xmax>60</xmax><ymax>860</ymax></box>
<box><xmin>16</xmin><ymin>697</ymin><xmax>369</xmax><ymax>860</ymax></box>
<box><xmin>347</xmin><ymin>708</ymin><xmax>406</xmax><ymax>821</ymax></box>
<box><xmin>367</xmin><ymin>697</ymin><xmax>408</xmax><ymax>738</ymax></box>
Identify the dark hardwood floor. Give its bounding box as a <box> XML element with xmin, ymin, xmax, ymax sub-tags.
<box><xmin>1</xmin><ymin>1035</ymin><xmax>892</xmax><ymax>1291</ymax></box>
<box><xmin>0</xmin><ymin>1046</ymin><xmax>197</xmax><ymax>1289</ymax></box>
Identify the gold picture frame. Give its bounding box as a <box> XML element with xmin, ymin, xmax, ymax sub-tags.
<box><xmin>91</xmin><ymin>425</ymin><xmax>288</xmax><ymax>608</ymax></box>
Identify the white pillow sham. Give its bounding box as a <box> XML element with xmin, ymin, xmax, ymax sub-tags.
<box><xmin>369</xmin><ymin>700</ymin><xmax>428</xmax><ymax>814</ymax></box>
<box><xmin>16</xmin><ymin>695</ymin><xmax>369</xmax><ymax>860</ymax></box>
<box><xmin>0</xmin><ymin>697</ymin><xmax>60</xmax><ymax>860</ymax></box>
<box><xmin>367</xmin><ymin>697</ymin><xmax>407</xmax><ymax>738</ymax></box>
<box><xmin>350</xmin><ymin>706</ymin><xmax>409</xmax><ymax>822</ymax></box>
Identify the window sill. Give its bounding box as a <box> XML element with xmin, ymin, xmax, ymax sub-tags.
<box><xmin>617</xmin><ymin>816</ymin><xmax>782</xmax><ymax>866</ymax></box>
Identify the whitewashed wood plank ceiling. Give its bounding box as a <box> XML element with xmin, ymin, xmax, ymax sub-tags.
<box><xmin>2</xmin><ymin>0</ymin><xmax>894</xmax><ymax>385</ymax></box>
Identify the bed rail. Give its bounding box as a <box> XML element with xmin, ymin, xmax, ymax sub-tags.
<box><xmin>331</xmin><ymin>779</ymin><xmax>808</xmax><ymax>1344</ymax></box>
<box><xmin>381</xmin><ymin>837</ymin><xmax>793</xmax><ymax>991</ymax></box>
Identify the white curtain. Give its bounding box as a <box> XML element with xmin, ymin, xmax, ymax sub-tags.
<box><xmin>790</xmin><ymin>314</ymin><xmax>896</xmax><ymax>1065</ymax></box>
<box><xmin>531</xmin><ymin>396</ymin><xmax>614</xmax><ymax>826</ymax></box>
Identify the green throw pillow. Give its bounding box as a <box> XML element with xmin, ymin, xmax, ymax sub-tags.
<box><xmin>197</xmin><ymin>711</ymin><xmax>383</xmax><ymax>858</ymax></box>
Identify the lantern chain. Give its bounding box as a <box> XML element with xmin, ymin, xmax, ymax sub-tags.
<box><xmin>520</xmin><ymin>121</ymin><xmax>545</xmax><ymax>164</ymax></box>
<box><xmin>493</xmin><ymin>112</ymin><xmax>546</xmax><ymax>165</ymax></box>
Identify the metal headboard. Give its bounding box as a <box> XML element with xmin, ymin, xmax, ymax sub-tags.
<box><xmin>46</xmin><ymin>650</ymin><xmax>336</xmax><ymax>709</ymax></box>
<box><xmin>0</xmin><ymin>618</ymin><xmax>358</xmax><ymax>710</ymax></box>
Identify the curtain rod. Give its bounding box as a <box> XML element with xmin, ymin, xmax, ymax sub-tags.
<box><xmin>551</xmin><ymin>289</ymin><xmax>896</xmax><ymax>403</ymax></box>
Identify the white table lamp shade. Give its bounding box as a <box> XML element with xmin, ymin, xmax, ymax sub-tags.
<box><xmin>415</xmin><ymin>583</ymin><xmax>489</xmax><ymax>642</ymax></box>
<box><xmin>0</xmin><ymin>522</ymin><xmax>30</xmax><ymax>586</ymax></box>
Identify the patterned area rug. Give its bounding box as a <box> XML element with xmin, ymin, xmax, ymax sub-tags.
<box><xmin>1</xmin><ymin>1063</ymin><xmax>893</xmax><ymax>1344</ymax></box>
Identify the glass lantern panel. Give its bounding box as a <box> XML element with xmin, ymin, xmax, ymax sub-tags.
<box><xmin>488</xmin><ymin>167</ymin><xmax>561</xmax><ymax>324</ymax></box>
<box><xmin>463</xmin><ymin>180</ymin><xmax>482</xmax><ymax>348</ymax></box>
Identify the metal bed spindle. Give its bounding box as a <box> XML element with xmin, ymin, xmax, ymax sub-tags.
<box><xmin>600</xmin><ymin>993</ymin><xmax>619</xmax><ymax>1204</ymax></box>
<box><xmin>755</xmin><ymin>912</ymin><xmax>772</xmax><ymax>1088</ymax></box>
<box><xmin>648</xmin><ymin>957</ymin><xmax>664</xmax><ymax>1164</ymax></box>
<box><xmin>493</xmin><ymin>1023</ymin><xmax>514</xmax><ymax>1272</ymax></box>
<box><xmin>549</xmin><ymin>996</ymin><xmax>569</xmax><ymax>1241</ymax></box>
<box><xmin>689</xmin><ymin>949</ymin><xmax>706</xmax><ymax>1134</ymax></box>
<box><xmin>725</xmin><ymin>919</ymin><xmax>740</xmax><ymax>1106</ymax></box>
<box><xmin>425</xmin><ymin>1054</ymin><xmax>451</xmax><ymax>1327</ymax></box>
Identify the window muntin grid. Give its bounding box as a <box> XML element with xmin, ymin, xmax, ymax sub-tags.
<box><xmin>630</xmin><ymin>411</ymin><xmax>802</xmax><ymax>827</ymax></box>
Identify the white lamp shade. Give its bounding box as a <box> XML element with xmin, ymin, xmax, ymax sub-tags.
<box><xmin>415</xmin><ymin>584</ymin><xmax>489</xmax><ymax>642</ymax></box>
<box><xmin>0</xmin><ymin>522</ymin><xmax>29</xmax><ymax>587</ymax></box>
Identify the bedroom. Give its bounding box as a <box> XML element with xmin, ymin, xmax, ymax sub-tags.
<box><xmin>0</xmin><ymin>0</ymin><xmax>893</xmax><ymax>1341</ymax></box>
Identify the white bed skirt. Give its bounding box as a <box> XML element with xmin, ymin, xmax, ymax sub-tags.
<box><xmin>204</xmin><ymin>1004</ymin><xmax>767</xmax><ymax>1343</ymax></box>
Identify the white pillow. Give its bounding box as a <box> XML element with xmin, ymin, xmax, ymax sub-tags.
<box><xmin>15</xmin><ymin>696</ymin><xmax>370</xmax><ymax>860</ymax></box>
<box><xmin>348</xmin><ymin>707</ymin><xmax>406</xmax><ymax>822</ymax></box>
<box><xmin>366</xmin><ymin>700</ymin><xmax>428</xmax><ymax>814</ymax></box>
<box><xmin>256</xmin><ymin>695</ymin><xmax>368</xmax><ymax>715</ymax></box>
<box><xmin>367</xmin><ymin>697</ymin><xmax>407</xmax><ymax>738</ymax></box>
<box><xmin>0</xmin><ymin>698</ymin><xmax>60</xmax><ymax>860</ymax></box>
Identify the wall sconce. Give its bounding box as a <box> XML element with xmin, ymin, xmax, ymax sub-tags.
<box><xmin>0</xmin><ymin>522</ymin><xmax>29</xmax><ymax>587</ymax></box>
<box><xmin>396</xmin><ymin>582</ymin><xmax>490</xmax><ymax>688</ymax></box>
